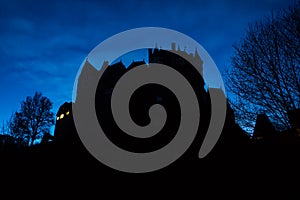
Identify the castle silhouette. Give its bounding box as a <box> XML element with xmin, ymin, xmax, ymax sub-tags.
<box><xmin>54</xmin><ymin>43</ymin><xmax>251</xmax><ymax>160</ymax></box>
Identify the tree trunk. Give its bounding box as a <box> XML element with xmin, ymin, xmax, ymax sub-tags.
<box><xmin>30</xmin><ymin>137</ymin><xmax>35</xmax><ymax>146</ymax></box>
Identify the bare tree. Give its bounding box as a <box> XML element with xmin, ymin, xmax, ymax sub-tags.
<box><xmin>226</xmin><ymin>2</ymin><xmax>300</xmax><ymax>132</ymax></box>
<box><xmin>7</xmin><ymin>112</ymin><xmax>29</xmax><ymax>145</ymax></box>
<box><xmin>8</xmin><ymin>92</ymin><xmax>55</xmax><ymax>146</ymax></box>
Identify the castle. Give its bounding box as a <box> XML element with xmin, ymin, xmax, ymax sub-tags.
<box><xmin>55</xmin><ymin>43</ymin><xmax>207</xmax><ymax>147</ymax></box>
<box><xmin>54</xmin><ymin>43</ymin><xmax>250</xmax><ymax>156</ymax></box>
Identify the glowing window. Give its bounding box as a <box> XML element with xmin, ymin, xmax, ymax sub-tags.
<box><xmin>56</xmin><ymin>117</ymin><xmax>59</xmax><ymax>121</ymax></box>
<box><xmin>66</xmin><ymin>111</ymin><xmax>70</xmax><ymax>115</ymax></box>
<box><xmin>60</xmin><ymin>114</ymin><xmax>64</xmax><ymax>119</ymax></box>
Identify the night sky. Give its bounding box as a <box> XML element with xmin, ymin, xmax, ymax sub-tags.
<box><xmin>0</xmin><ymin>0</ymin><xmax>292</xmax><ymax>132</ymax></box>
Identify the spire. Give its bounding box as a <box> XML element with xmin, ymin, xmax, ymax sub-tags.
<box><xmin>153</xmin><ymin>42</ymin><xmax>159</xmax><ymax>53</ymax></box>
<box><xmin>195</xmin><ymin>48</ymin><xmax>200</xmax><ymax>59</ymax></box>
<box><xmin>102</xmin><ymin>60</ymin><xmax>109</xmax><ymax>68</ymax></box>
<box><xmin>177</xmin><ymin>45</ymin><xmax>181</xmax><ymax>51</ymax></box>
<box><xmin>171</xmin><ymin>42</ymin><xmax>176</xmax><ymax>51</ymax></box>
<box><xmin>194</xmin><ymin>47</ymin><xmax>203</xmax><ymax>70</ymax></box>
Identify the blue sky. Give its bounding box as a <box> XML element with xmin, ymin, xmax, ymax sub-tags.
<box><xmin>0</xmin><ymin>0</ymin><xmax>293</xmax><ymax>132</ymax></box>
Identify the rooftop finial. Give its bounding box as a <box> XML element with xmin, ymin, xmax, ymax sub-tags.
<box><xmin>171</xmin><ymin>42</ymin><xmax>176</xmax><ymax>51</ymax></box>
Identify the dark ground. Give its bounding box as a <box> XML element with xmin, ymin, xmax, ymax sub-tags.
<box><xmin>1</xmin><ymin>130</ymin><xmax>299</xmax><ymax>198</ymax></box>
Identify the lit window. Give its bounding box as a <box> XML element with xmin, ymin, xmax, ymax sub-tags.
<box><xmin>66</xmin><ymin>111</ymin><xmax>70</xmax><ymax>115</ymax></box>
<box><xmin>56</xmin><ymin>117</ymin><xmax>59</xmax><ymax>121</ymax></box>
<box><xmin>60</xmin><ymin>114</ymin><xmax>64</xmax><ymax>119</ymax></box>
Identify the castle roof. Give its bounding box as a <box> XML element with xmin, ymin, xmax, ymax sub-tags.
<box><xmin>127</xmin><ymin>60</ymin><xmax>146</xmax><ymax>70</ymax></box>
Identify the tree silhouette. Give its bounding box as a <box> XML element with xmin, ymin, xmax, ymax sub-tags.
<box><xmin>7</xmin><ymin>112</ymin><xmax>28</xmax><ymax>145</ymax></box>
<box><xmin>7</xmin><ymin>92</ymin><xmax>55</xmax><ymax>146</ymax></box>
<box><xmin>226</xmin><ymin>1</ymin><xmax>300</xmax><ymax>131</ymax></box>
<box><xmin>1</xmin><ymin>122</ymin><xmax>6</xmax><ymax>135</ymax></box>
